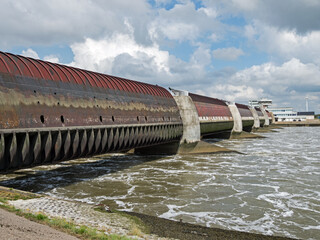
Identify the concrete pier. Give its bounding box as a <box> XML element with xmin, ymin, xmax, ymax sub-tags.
<box><xmin>250</xmin><ymin>107</ymin><xmax>260</xmax><ymax>129</ymax></box>
<box><xmin>260</xmin><ymin>107</ymin><xmax>270</xmax><ymax>126</ymax></box>
<box><xmin>228</xmin><ymin>103</ymin><xmax>242</xmax><ymax>134</ymax></box>
<box><xmin>171</xmin><ymin>90</ymin><xmax>201</xmax><ymax>144</ymax></box>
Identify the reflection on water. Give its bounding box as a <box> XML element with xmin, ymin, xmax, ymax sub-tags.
<box><xmin>1</xmin><ymin>127</ymin><xmax>319</xmax><ymax>239</ymax></box>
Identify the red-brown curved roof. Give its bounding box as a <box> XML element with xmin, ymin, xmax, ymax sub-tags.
<box><xmin>189</xmin><ymin>93</ymin><xmax>228</xmax><ymax>106</ymax></box>
<box><xmin>0</xmin><ymin>51</ymin><xmax>172</xmax><ymax>98</ymax></box>
<box><xmin>235</xmin><ymin>103</ymin><xmax>250</xmax><ymax>110</ymax></box>
<box><xmin>255</xmin><ymin>107</ymin><xmax>264</xmax><ymax>117</ymax></box>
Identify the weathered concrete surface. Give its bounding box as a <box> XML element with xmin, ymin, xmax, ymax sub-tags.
<box><xmin>9</xmin><ymin>197</ymin><xmax>138</xmax><ymax>237</ymax></box>
<box><xmin>274</xmin><ymin>119</ymin><xmax>320</xmax><ymax>127</ymax></box>
<box><xmin>249</xmin><ymin>107</ymin><xmax>260</xmax><ymax>129</ymax></box>
<box><xmin>228</xmin><ymin>104</ymin><xmax>242</xmax><ymax>133</ymax></box>
<box><xmin>229</xmin><ymin>131</ymin><xmax>265</xmax><ymax>139</ymax></box>
<box><xmin>260</xmin><ymin>107</ymin><xmax>270</xmax><ymax>126</ymax></box>
<box><xmin>253</xmin><ymin>126</ymin><xmax>278</xmax><ymax>133</ymax></box>
<box><xmin>173</xmin><ymin>95</ymin><xmax>200</xmax><ymax>144</ymax></box>
<box><xmin>177</xmin><ymin>141</ymin><xmax>237</xmax><ymax>154</ymax></box>
<box><xmin>135</xmin><ymin>140</ymin><xmax>237</xmax><ymax>155</ymax></box>
<box><xmin>200</xmin><ymin>122</ymin><xmax>234</xmax><ymax>136</ymax></box>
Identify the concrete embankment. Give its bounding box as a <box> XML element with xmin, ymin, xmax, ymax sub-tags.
<box><xmin>0</xmin><ymin>186</ymin><xmax>295</xmax><ymax>240</ymax></box>
<box><xmin>274</xmin><ymin>120</ymin><xmax>320</xmax><ymax>127</ymax></box>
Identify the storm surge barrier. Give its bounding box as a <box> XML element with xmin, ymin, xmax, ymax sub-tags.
<box><xmin>0</xmin><ymin>51</ymin><xmax>183</xmax><ymax>171</ymax></box>
<box><xmin>0</xmin><ymin>51</ymin><xmax>272</xmax><ymax>171</ymax></box>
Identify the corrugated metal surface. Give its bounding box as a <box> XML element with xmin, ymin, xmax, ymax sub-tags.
<box><xmin>189</xmin><ymin>93</ymin><xmax>232</xmax><ymax>118</ymax></box>
<box><xmin>255</xmin><ymin>107</ymin><xmax>264</xmax><ymax>117</ymax></box>
<box><xmin>235</xmin><ymin>103</ymin><xmax>253</xmax><ymax>118</ymax></box>
<box><xmin>0</xmin><ymin>51</ymin><xmax>171</xmax><ymax>98</ymax></box>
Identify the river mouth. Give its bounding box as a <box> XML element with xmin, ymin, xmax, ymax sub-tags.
<box><xmin>0</xmin><ymin>127</ymin><xmax>319</xmax><ymax>240</ymax></box>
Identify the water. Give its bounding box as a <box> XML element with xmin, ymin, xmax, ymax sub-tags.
<box><xmin>1</xmin><ymin>127</ymin><xmax>319</xmax><ymax>239</ymax></box>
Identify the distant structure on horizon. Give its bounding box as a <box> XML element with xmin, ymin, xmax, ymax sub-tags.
<box><xmin>249</xmin><ymin>98</ymin><xmax>315</xmax><ymax>122</ymax></box>
<box><xmin>249</xmin><ymin>99</ymin><xmax>272</xmax><ymax>109</ymax></box>
<box><xmin>267</xmin><ymin>107</ymin><xmax>314</xmax><ymax>122</ymax></box>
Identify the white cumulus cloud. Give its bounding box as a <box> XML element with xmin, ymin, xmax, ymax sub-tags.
<box><xmin>245</xmin><ymin>21</ymin><xmax>320</xmax><ymax>64</ymax></box>
<box><xmin>21</xmin><ymin>48</ymin><xmax>39</xmax><ymax>59</ymax></box>
<box><xmin>69</xmin><ymin>32</ymin><xmax>170</xmax><ymax>84</ymax></box>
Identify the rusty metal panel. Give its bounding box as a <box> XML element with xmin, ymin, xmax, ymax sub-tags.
<box><xmin>189</xmin><ymin>93</ymin><xmax>228</xmax><ymax>106</ymax></box>
<box><xmin>189</xmin><ymin>92</ymin><xmax>232</xmax><ymax>118</ymax></box>
<box><xmin>255</xmin><ymin>107</ymin><xmax>264</xmax><ymax>117</ymax></box>
<box><xmin>32</xmin><ymin>58</ymin><xmax>54</xmax><ymax>80</ymax></box>
<box><xmin>46</xmin><ymin>62</ymin><xmax>69</xmax><ymax>83</ymax></box>
<box><xmin>235</xmin><ymin>103</ymin><xmax>254</xmax><ymax>118</ymax></box>
<box><xmin>0</xmin><ymin>54</ymin><xmax>10</xmax><ymax>73</ymax></box>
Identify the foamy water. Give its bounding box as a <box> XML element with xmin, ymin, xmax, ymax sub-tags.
<box><xmin>1</xmin><ymin>127</ymin><xmax>319</xmax><ymax>239</ymax></box>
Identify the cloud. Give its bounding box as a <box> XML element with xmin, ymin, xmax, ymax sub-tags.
<box><xmin>0</xmin><ymin>0</ymin><xmax>152</xmax><ymax>48</ymax></box>
<box><xmin>212</xmin><ymin>47</ymin><xmax>244</xmax><ymax>61</ymax></box>
<box><xmin>149</xmin><ymin>1</ymin><xmax>222</xmax><ymax>43</ymax></box>
<box><xmin>69</xmin><ymin>31</ymin><xmax>218</xmax><ymax>89</ymax></box>
<box><xmin>227</xmin><ymin>58</ymin><xmax>320</xmax><ymax>110</ymax></box>
<box><xmin>245</xmin><ymin>21</ymin><xmax>320</xmax><ymax>64</ymax></box>
<box><xmin>69</xmin><ymin>32</ymin><xmax>171</xmax><ymax>85</ymax></box>
<box><xmin>43</xmin><ymin>55</ymin><xmax>60</xmax><ymax>63</ymax></box>
<box><xmin>21</xmin><ymin>48</ymin><xmax>39</xmax><ymax>59</ymax></box>
<box><xmin>209</xmin><ymin>0</ymin><xmax>320</xmax><ymax>33</ymax></box>
<box><xmin>199</xmin><ymin>84</ymin><xmax>263</xmax><ymax>103</ymax></box>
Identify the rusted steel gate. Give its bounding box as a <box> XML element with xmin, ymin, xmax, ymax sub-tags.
<box><xmin>235</xmin><ymin>103</ymin><xmax>254</xmax><ymax>132</ymax></box>
<box><xmin>188</xmin><ymin>93</ymin><xmax>234</xmax><ymax>136</ymax></box>
<box><xmin>0</xmin><ymin>51</ymin><xmax>183</xmax><ymax>171</ymax></box>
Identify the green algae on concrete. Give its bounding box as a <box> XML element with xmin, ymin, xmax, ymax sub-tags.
<box><xmin>242</xmin><ymin>120</ymin><xmax>254</xmax><ymax>128</ymax></box>
<box><xmin>200</xmin><ymin>121</ymin><xmax>234</xmax><ymax>135</ymax></box>
<box><xmin>135</xmin><ymin>140</ymin><xmax>238</xmax><ymax>155</ymax></box>
<box><xmin>230</xmin><ymin>131</ymin><xmax>265</xmax><ymax>139</ymax></box>
<box><xmin>259</xmin><ymin>119</ymin><xmax>265</xmax><ymax>127</ymax></box>
<box><xmin>177</xmin><ymin>140</ymin><xmax>238</xmax><ymax>154</ymax></box>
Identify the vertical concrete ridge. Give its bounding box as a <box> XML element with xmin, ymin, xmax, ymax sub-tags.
<box><xmin>173</xmin><ymin>95</ymin><xmax>201</xmax><ymax>144</ymax></box>
<box><xmin>260</xmin><ymin>107</ymin><xmax>270</xmax><ymax>126</ymax></box>
<box><xmin>250</xmin><ymin>107</ymin><xmax>260</xmax><ymax>129</ymax></box>
<box><xmin>227</xmin><ymin>103</ymin><xmax>242</xmax><ymax>133</ymax></box>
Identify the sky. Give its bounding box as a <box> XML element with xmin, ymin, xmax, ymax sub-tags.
<box><xmin>1</xmin><ymin>0</ymin><xmax>319</xmax><ymax>112</ymax></box>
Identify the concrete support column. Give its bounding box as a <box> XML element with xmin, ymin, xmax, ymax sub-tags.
<box><xmin>228</xmin><ymin>103</ymin><xmax>242</xmax><ymax>133</ymax></box>
<box><xmin>270</xmin><ymin>112</ymin><xmax>275</xmax><ymax>124</ymax></box>
<box><xmin>172</xmin><ymin>91</ymin><xmax>200</xmax><ymax>144</ymax></box>
<box><xmin>260</xmin><ymin>107</ymin><xmax>270</xmax><ymax>126</ymax></box>
<box><xmin>250</xmin><ymin>107</ymin><xmax>260</xmax><ymax>129</ymax></box>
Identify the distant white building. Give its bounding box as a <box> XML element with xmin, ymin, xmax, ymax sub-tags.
<box><xmin>249</xmin><ymin>99</ymin><xmax>315</xmax><ymax>121</ymax></box>
<box><xmin>267</xmin><ymin>107</ymin><xmax>314</xmax><ymax>122</ymax></box>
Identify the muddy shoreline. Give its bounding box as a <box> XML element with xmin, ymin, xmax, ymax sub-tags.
<box><xmin>125</xmin><ymin>211</ymin><xmax>295</xmax><ymax>240</ymax></box>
